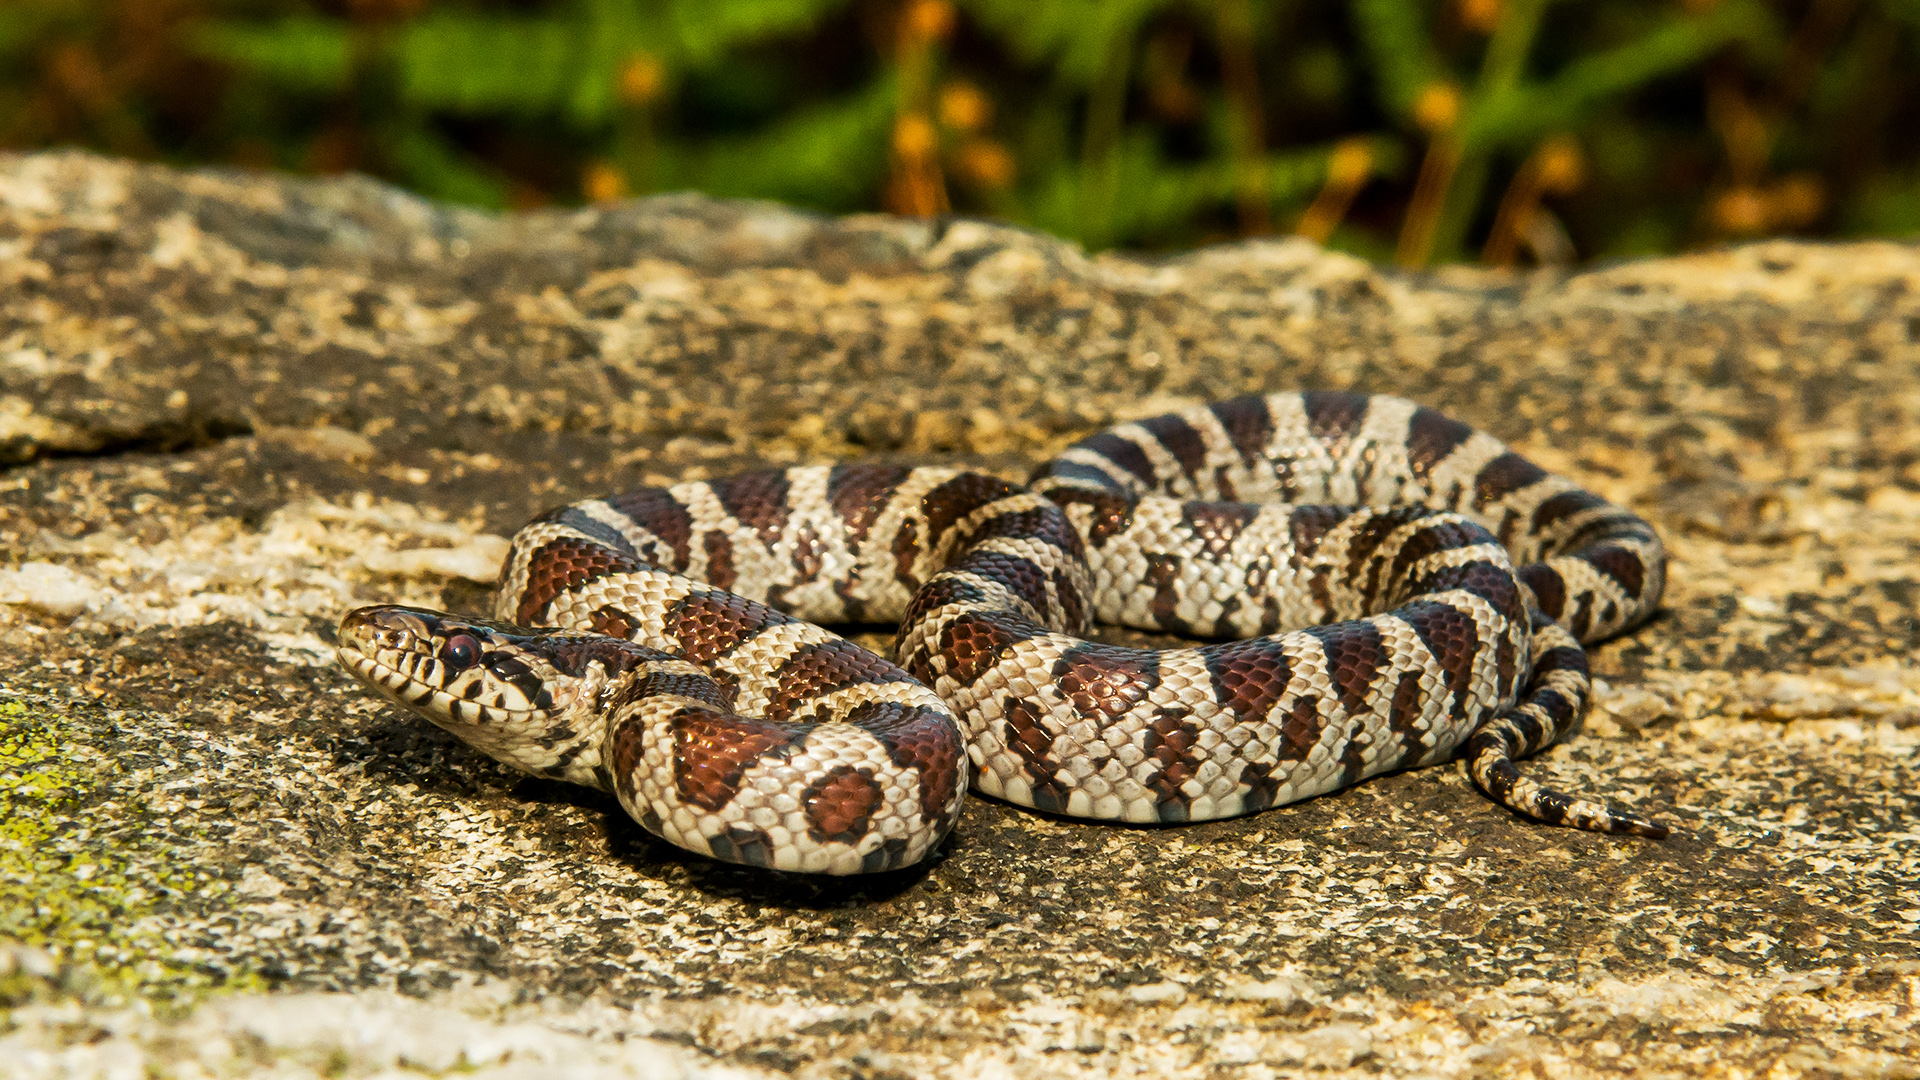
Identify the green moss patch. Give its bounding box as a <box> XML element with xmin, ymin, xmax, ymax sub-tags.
<box><xmin>0</xmin><ymin>697</ymin><xmax>260</xmax><ymax>1004</ymax></box>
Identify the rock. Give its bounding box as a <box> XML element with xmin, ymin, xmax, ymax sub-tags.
<box><xmin>0</xmin><ymin>150</ymin><xmax>1915</xmax><ymax>1078</ymax></box>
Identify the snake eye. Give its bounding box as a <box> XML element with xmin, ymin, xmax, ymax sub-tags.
<box><xmin>440</xmin><ymin>634</ymin><xmax>481</xmax><ymax>671</ymax></box>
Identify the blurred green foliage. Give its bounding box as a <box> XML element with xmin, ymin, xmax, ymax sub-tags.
<box><xmin>3</xmin><ymin>0</ymin><xmax>1918</xmax><ymax>264</ymax></box>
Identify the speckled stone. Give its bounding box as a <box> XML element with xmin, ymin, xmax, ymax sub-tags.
<box><xmin>0</xmin><ymin>150</ymin><xmax>1914</xmax><ymax>1079</ymax></box>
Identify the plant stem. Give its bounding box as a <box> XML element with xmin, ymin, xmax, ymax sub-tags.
<box><xmin>1428</xmin><ymin>0</ymin><xmax>1549</xmax><ymax>262</ymax></box>
<box><xmin>1396</xmin><ymin>134</ymin><xmax>1459</xmax><ymax>266</ymax></box>
<box><xmin>1214</xmin><ymin>0</ymin><xmax>1269</xmax><ymax>235</ymax></box>
<box><xmin>1080</xmin><ymin>26</ymin><xmax>1136</xmax><ymax>248</ymax></box>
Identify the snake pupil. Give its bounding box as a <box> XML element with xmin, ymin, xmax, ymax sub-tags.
<box><xmin>440</xmin><ymin>634</ymin><xmax>480</xmax><ymax>671</ymax></box>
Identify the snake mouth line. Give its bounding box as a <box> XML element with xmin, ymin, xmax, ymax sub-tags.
<box><xmin>334</xmin><ymin>646</ymin><xmax>550</xmax><ymax>727</ymax></box>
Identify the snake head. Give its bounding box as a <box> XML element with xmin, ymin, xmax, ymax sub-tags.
<box><xmin>335</xmin><ymin>606</ymin><xmax>567</xmax><ymax>724</ymax></box>
<box><xmin>335</xmin><ymin>606</ymin><xmax>673</xmax><ymax>740</ymax></box>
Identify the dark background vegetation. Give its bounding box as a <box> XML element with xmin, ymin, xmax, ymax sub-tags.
<box><xmin>3</xmin><ymin>0</ymin><xmax>1917</xmax><ymax>264</ymax></box>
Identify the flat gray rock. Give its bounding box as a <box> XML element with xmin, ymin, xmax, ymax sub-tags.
<box><xmin>0</xmin><ymin>150</ymin><xmax>1914</xmax><ymax>1079</ymax></box>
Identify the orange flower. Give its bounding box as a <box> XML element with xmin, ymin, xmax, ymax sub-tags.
<box><xmin>892</xmin><ymin>114</ymin><xmax>938</xmax><ymax>159</ymax></box>
<box><xmin>1712</xmin><ymin>188</ymin><xmax>1768</xmax><ymax>234</ymax></box>
<box><xmin>617</xmin><ymin>52</ymin><xmax>665</xmax><ymax>107</ymax></box>
<box><xmin>1412</xmin><ymin>82</ymin><xmax>1461</xmax><ymax>133</ymax></box>
<box><xmin>900</xmin><ymin>0</ymin><xmax>956</xmax><ymax>47</ymax></box>
<box><xmin>1459</xmin><ymin>0</ymin><xmax>1503</xmax><ymax>34</ymax></box>
<box><xmin>954</xmin><ymin>140</ymin><xmax>1015</xmax><ymax>189</ymax></box>
<box><xmin>938</xmin><ymin>81</ymin><xmax>992</xmax><ymax>132</ymax></box>
<box><xmin>582</xmin><ymin>162</ymin><xmax>628</xmax><ymax>203</ymax></box>
<box><xmin>1535</xmin><ymin>136</ymin><xmax>1586</xmax><ymax>194</ymax></box>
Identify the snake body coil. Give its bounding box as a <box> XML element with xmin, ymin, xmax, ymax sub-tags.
<box><xmin>337</xmin><ymin>392</ymin><xmax>1669</xmax><ymax>875</ymax></box>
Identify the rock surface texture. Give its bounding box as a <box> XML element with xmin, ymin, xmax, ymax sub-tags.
<box><xmin>0</xmin><ymin>150</ymin><xmax>1915</xmax><ymax>1079</ymax></box>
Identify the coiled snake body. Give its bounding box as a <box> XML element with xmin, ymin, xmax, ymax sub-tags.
<box><xmin>337</xmin><ymin>392</ymin><xmax>1669</xmax><ymax>875</ymax></box>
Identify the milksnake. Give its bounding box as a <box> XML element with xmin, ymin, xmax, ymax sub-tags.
<box><xmin>336</xmin><ymin>391</ymin><xmax>1669</xmax><ymax>875</ymax></box>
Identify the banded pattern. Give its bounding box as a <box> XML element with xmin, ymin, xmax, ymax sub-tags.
<box><xmin>335</xmin><ymin>392</ymin><xmax>1669</xmax><ymax>875</ymax></box>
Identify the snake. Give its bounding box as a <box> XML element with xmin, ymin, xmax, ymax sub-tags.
<box><xmin>336</xmin><ymin>391</ymin><xmax>1669</xmax><ymax>875</ymax></box>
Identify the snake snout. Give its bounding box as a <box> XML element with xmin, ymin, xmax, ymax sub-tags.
<box><xmin>336</xmin><ymin>605</ymin><xmax>444</xmax><ymax>658</ymax></box>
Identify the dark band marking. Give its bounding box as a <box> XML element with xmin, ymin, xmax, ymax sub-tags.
<box><xmin>1053</xmin><ymin>645</ymin><xmax>1159</xmax><ymax>724</ymax></box>
<box><xmin>588</xmin><ymin>605</ymin><xmax>638</xmax><ymax>640</ymax></box>
<box><xmin>1581</xmin><ymin>546</ymin><xmax>1647</xmax><ymax>599</ymax></box>
<box><xmin>548</xmin><ymin>508</ymin><xmax>641</xmax><ymax>563</ymax></box>
<box><xmin>1560</xmin><ymin>513</ymin><xmax>1657</xmax><ymax>554</ymax></box>
<box><xmin>1495</xmin><ymin>627</ymin><xmax>1517</xmax><ymax>701</ymax></box>
<box><xmin>890</xmin><ymin>516</ymin><xmax>922</xmax><ymax>591</ymax></box>
<box><xmin>1384</xmin><ymin>515</ymin><xmax>1484</xmax><ymax>596</ymax></box>
<box><xmin>515</xmin><ymin>537</ymin><xmax>636</xmax><ymax>624</ymax></box>
<box><xmin>934</xmin><ymin>611</ymin><xmax>1040</xmax><ymax>687</ymax></box>
<box><xmin>1530</xmin><ymin>489</ymin><xmax>1610</xmax><ymax>535</ymax></box>
<box><xmin>1145</xmin><ymin>553</ymin><xmax>1191</xmax><ymax>636</ymax></box>
<box><xmin>1386</xmin><ymin>669</ymin><xmax>1428</xmax><ymax>744</ymax></box>
<box><xmin>1473</xmin><ymin>452</ymin><xmax>1549</xmax><ymax>509</ymax></box>
<box><xmin>1337</xmin><ymin>719</ymin><xmax>1372</xmax><ymax>788</ymax></box>
<box><xmin>1405</xmin><ymin>406</ymin><xmax>1475</xmax><ymax>481</ymax></box>
<box><xmin>1052</xmin><ymin>565</ymin><xmax>1088</xmax><ymax>633</ymax></box>
<box><xmin>1518</xmin><ymin>563</ymin><xmax>1566</xmax><ymax>621</ymax></box>
<box><xmin>1287</xmin><ymin>505</ymin><xmax>1350</xmax><ymax>563</ymax></box>
<box><xmin>1525</xmin><ymin>688</ymin><xmax>1578</xmax><ymax>739</ymax></box>
<box><xmin>609</xmin><ymin>667</ymin><xmax>734</xmax><ymax>712</ymax></box>
<box><xmin>828</xmin><ymin>464</ymin><xmax>914</xmax><ymax>546</ymax></box>
<box><xmin>1139</xmin><ymin>414</ymin><xmax>1209</xmax><ymax>487</ymax></box>
<box><xmin>1308</xmin><ymin>621</ymin><xmax>1388</xmax><ymax>717</ymax></box>
<box><xmin>953</xmin><ymin>504</ymin><xmax>1084</xmax><ymax>562</ymax></box>
<box><xmin>1344</xmin><ymin>506</ymin><xmax>1435</xmax><ymax>603</ymax></box>
<box><xmin>1235</xmin><ymin>758</ymin><xmax>1282</xmax><ymax>812</ymax></box>
<box><xmin>1209</xmin><ymin>396</ymin><xmax>1276</xmax><ymax>467</ymax></box>
<box><xmin>785</xmin><ymin>525</ymin><xmax>826</xmax><ymax>597</ymax></box>
<box><xmin>801</xmin><ymin>765</ymin><xmax>885</xmax><ymax>844</ymax></box>
<box><xmin>703</xmin><ymin>531</ymin><xmax>737</xmax><ymax>592</ymax></box>
<box><xmin>1278</xmin><ymin>695</ymin><xmax>1325</xmax><ymax>761</ymax></box>
<box><xmin>1033</xmin><ymin>460</ymin><xmax>1127</xmax><ymax>492</ymax></box>
<box><xmin>662</xmin><ymin>590</ymin><xmax>795</xmax><ymax>665</ymax></box>
<box><xmin>902</xmin><ymin>574</ymin><xmax>990</xmax><ymax>629</ymax></box>
<box><xmin>765</xmin><ymin>639</ymin><xmax>913</xmax><ymax>724</ymax></box>
<box><xmin>1410</xmin><ymin>559</ymin><xmax>1526</xmax><ymax>623</ymax></box>
<box><xmin>482</xmin><ymin>653</ymin><xmax>551</xmax><ymax>711</ymax></box>
<box><xmin>706</xmin><ymin>825</ymin><xmax>779</xmax><ymax>868</ymax></box>
<box><xmin>1143</xmin><ymin>706</ymin><xmax>1203</xmax><ymax>820</ymax></box>
<box><xmin>1073</xmin><ymin>432</ymin><xmax>1158</xmax><ymax>491</ymax></box>
<box><xmin>1203</xmin><ymin>637</ymin><xmax>1293</xmax><ymax>722</ymax></box>
<box><xmin>1181</xmin><ymin>501</ymin><xmax>1260</xmax><ymax>559</ymax></box>
<box><xmin>608</xmin><ymin>712</ymin><xmax>650</xmax><ymax>802</ymax></box>
<box><xmin>922</xmin><ymin>473</ymin><xmax>1025</xmax><ymax>553</ymax></box>
<box><xmin>1001</xmin><ymin>696</ymin><xmax>1070</xmax><ymax>814</ymax></box>
<box><xmin>1301</xmin><ymin>390</ymin><xmax>1369</xmax><ymax>442</ymax></box>
<box><xmin>712</xmin><ymin>471</ymin><xmax>793</xmax><ymax>546</ymax></box>
<box><xmin>1568</xmin><ymin>592</ymin><xmax>1595</xmax><ymax>640</ymax></box>
<box><xmin>600</xmin><ymin>487</ymin><xmax>694</xmax><ymax>571</ymax></box>
<box><xmin>1046</xmin><ymin>489</ymin><xmax>1135</xmax><ymax>546</ymax></box>
<box><xmin>1400</xmin><ymin>599</ymin><xmax>1482</xmax><ymax>719</ymax></box>
<box><xmin>667</xmin><ymin>707</ymin><xmax>798</xmax><ymax>812</ymax></box>
<box><xmin>546</xmin><ymin>637</ymin><xmax>661</xmax><ymax>680</ymax></box>
<box><xmin>955</xmin><ymin>550</ymin><xmax>1054</xmax><ymax>623</ymax></box>
<box><xmin>863</xmin><ymin>700</ymin><xmax>965</xmax><ymax>825</ymax></box>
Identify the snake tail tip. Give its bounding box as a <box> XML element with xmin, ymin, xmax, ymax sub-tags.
<box><xmin>1616</xmin><ymin>813</ymin><xmax>1671</xmax><ymax>840</ymax></box>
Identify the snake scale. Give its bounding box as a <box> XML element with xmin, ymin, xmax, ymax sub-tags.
<box><xmin>336</xmin><ymin>391</ymin><xmax>1669</xmax><ymax>875</ymax></box>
